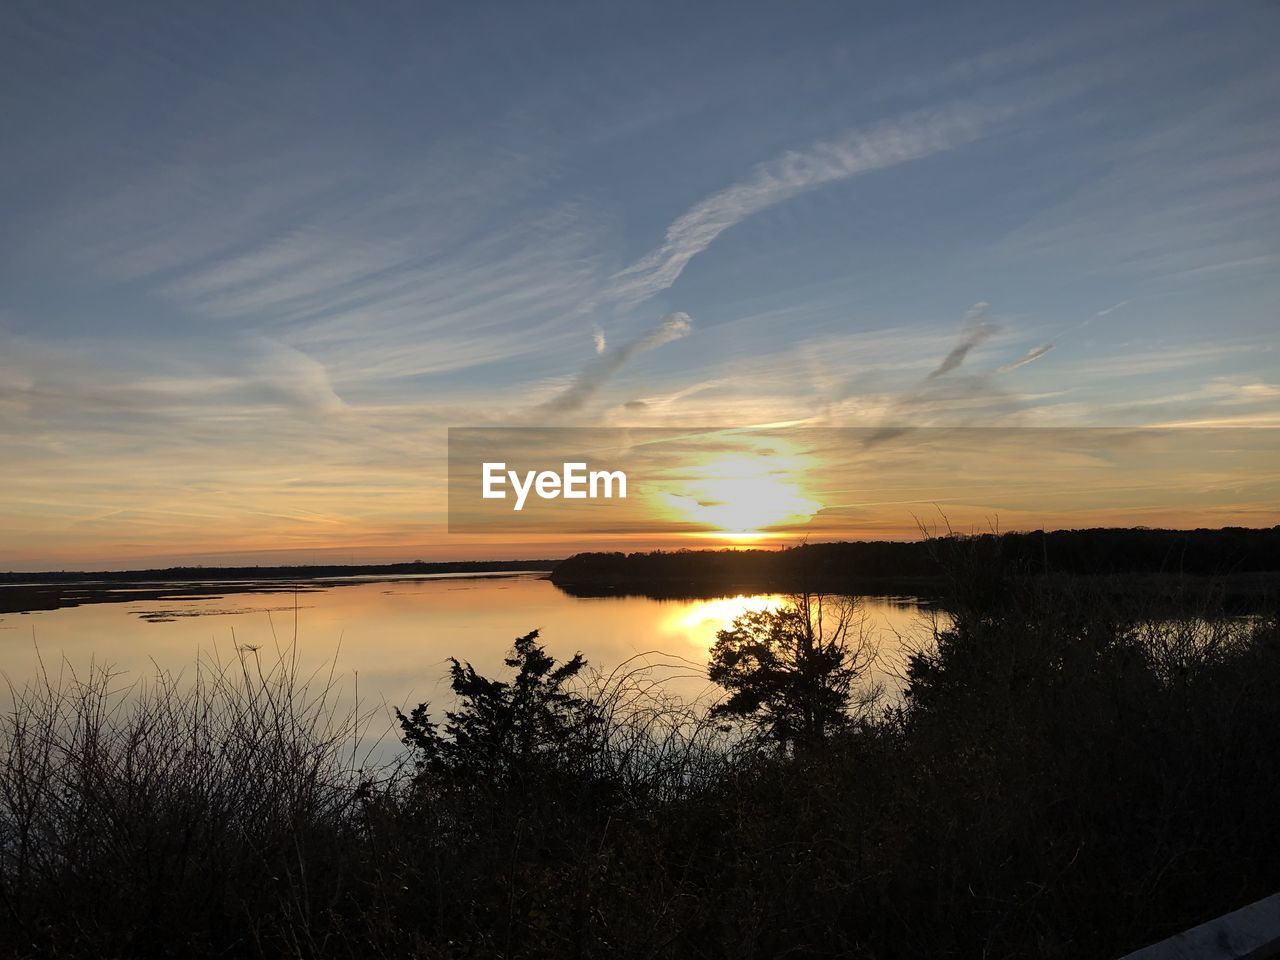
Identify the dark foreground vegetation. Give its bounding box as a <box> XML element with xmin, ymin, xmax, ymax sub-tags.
<box><xmin>1</xmin><ymin>538</ymin><xmax>1278</xmax><ymax>958</ymax></box>
<box><xmin>551</xmin><ymin>525</ymin><xmax>1280</xmax><ymax>597</ymax></box>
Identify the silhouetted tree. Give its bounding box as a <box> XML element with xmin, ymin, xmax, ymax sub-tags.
<box><xmin>397</xmin><ymin>629</ymin><xmax>602</xmax><ymax>786</ymax></box>
<box><xmin>708</xmin><ymin>593</ymin><xmax>877</xmax><ymax>751</ymax></box>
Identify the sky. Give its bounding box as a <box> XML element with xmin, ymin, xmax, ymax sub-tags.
<box><xmin>1</xmin><ymin>0</ymin><xmax>1278</xmax><ymax>570</ymax></box>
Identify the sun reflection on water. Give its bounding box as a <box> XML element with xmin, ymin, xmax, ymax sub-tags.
<box><xmin>664</xmin><ymin>594</ymin><xmax>787</xmax><ymax>649</ymax></box>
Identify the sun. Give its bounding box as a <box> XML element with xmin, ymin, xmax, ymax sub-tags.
<box><xmin>659</xmin><ymin>455</ymin><xmax>821</xmax><ymax>536</ymax></box>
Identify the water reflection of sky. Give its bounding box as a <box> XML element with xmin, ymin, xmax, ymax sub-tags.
<box><xmin>0</xmin><ymin>574</ymin><xmax>935</xmax><ymax>720</ymax></box>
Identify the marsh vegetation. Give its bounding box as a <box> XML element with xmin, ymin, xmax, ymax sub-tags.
<box><xmin>1</xmin><ymin>535</ymin><xmax>1277</xmax><ymax>958</ymax></box>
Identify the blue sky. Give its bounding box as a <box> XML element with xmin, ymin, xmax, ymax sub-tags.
<box><xmin>1</xmin><ymin>0</ymin><xmax>1278</xmax><ymax>567</ymax></box>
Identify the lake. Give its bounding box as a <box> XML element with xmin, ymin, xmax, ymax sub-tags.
<box><xmin>0</xmin><ymin>573</ymin><xmax>936</xmax><ymax>724</ymax></box>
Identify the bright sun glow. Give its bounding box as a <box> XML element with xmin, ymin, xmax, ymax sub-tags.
<box><xmin>660</xmin><ymin>455</ymin><xmax>821</xmax><ymax>535</ymax></box>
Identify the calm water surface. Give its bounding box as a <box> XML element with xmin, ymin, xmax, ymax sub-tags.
<box><xmin>0</xmin><ymin>574</ymin><xmax>935</xmax><ymax>714</ymax></box>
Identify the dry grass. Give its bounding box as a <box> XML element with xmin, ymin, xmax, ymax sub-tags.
<box><xmin>0</xmin><ymin>571</ymin><xmax>1274</xmax><ymax>959</ymax></box>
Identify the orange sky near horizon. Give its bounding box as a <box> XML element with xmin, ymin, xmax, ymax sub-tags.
<box><xmin>4</xmin><ymin>426</ymin><xmax>1276</xmax><ymax>572</ymax></box>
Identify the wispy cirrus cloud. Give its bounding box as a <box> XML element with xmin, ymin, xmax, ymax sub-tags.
<box><xmin>927</xmin><ymin>301</ymin><xmax>1000</xmax><ymax>379</ymax></box>
<box><xmin>539</xmin><ymin>312</ymin><xmax>693</xmax><ymax>415</ymax></box>
<box><xmin>1095</xmin><ymin>300</ymin><xmax>1131</xmax><ymax>317</ymax></box>
<box><xmin>605</xmin><ymin>102</ymin><xmax>1010</xmax><ymax>309</ymax></box>
<box><xmin>999</xmin><ymin>343</ymin><xmax>1054</xmax><ymax>373</ymax></box>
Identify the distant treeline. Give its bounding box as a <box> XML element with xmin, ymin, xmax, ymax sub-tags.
<box><xmin>0</xmin><ymin>558</ymin><xmax>558</xmax><ymax>585</ymax></box>
<box><xmin>551</xmin><ymin>526</ymin><xmax>1280</xmax><ymax>595</ymax></box>
<box><xmin>7</xmin><ymin>528</ymin><xmax>1279</xmax><ymax>594</ymax></box>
